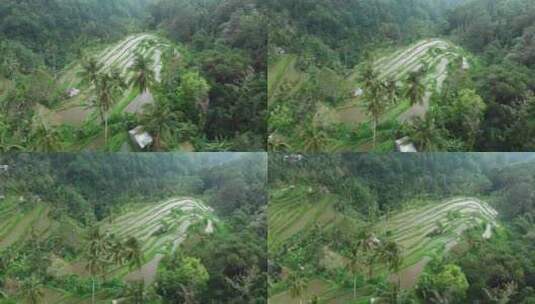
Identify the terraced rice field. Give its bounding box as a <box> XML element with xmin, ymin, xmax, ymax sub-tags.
<box><xmin>102</xmin><ymin>197</ymin><xmax>214</xmax><ymax>285</ymax></box>
<box><xmin>54</xmin><ymin>33</ymin><xmax>174</xmax><ymax>126</ymax></box>
<box><xmin>104</xmin><ymin>197</ymin><xmax>213</xmax><ymax>255</ymax></box>
<box><xmin>383</xmin><ymin>197</ymin><xmax>497</xmax><ymax>288</ymax></box>
<box><xmin>0</xmin><ymin>199</ymin><xmax>50</xmax><ymax>249</ymax></box>
<box><xmin>268</xmin><ymin>186</ymin><xmax>340</xmax><ymax>251</ymax></box>
<box><xmin>336</xmin><ymin>38</ymin><xmax>463</xmax><ymax>125</ymax></box>
<box><xmin>269</xmin><ymin>194</ymin><xmax>497</xmax><ymax>303</ymax></box>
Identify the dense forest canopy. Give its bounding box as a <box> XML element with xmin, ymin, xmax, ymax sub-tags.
<box><xmin>0</xmin><ymin>0</ymin><xmax>148</xmax><ymax>71</ymax></box>
<box><xmin>0</xmin><ymin>152</ymin><xmax>264</xmax><ymax>221</ymax></box>
<box><xmin>269</xmin><ymin>153</ymin><xmax>535</xmax><ymax>303</ymax></box>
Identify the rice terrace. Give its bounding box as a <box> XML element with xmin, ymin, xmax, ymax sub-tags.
<box><xmin>0</xmin><ymin>153</ymin><xmax>267</xmax><ymax>303</ymax></box>
<box><xmin>268</xmin><ymin>153</ymin><xmax>535</xmax><ymax>303</ymax></box>
<box><xmin>0</xmin><ymin>0</ymin><xmax>267</xmax><ymax>152</ymax></box>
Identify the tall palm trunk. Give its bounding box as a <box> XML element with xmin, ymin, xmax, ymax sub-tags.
<box><xmin>92</xmin><ymin>277</ymin><xmax>95</xmax><ymax>304</ymax></box>
<box><xmin>353</xmin><ymin>274</ymin><xmax>357</xmax><ymax>298</ymax></box>
<box><xmin>373</xmin><ymin>118</ymin><xmax>377</xmax><ymax>148</ymax></box>
<box><xmin>104</xmin><ymin>112</ymin><xmax>109</xmax><ymax>146</ymax></box>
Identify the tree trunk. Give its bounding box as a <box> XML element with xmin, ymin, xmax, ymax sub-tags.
<box><xmin>353</xmin><ymin>274</ymin><xmax>357</xmax><ymax>298</ymax></box>
<box><xmin>104</xmin><ymin>112</ymin><xmax>109</xmax><ymax>146</ymax></box>
<box><xmin>373</xmin><ymin>118</ymin><xmax>377</xmax><ymax>148</ymax></box>
<box><xmin>92</xmin><ymin>277</ymin><xmax>95</xmax><ymax>304</ymax></box>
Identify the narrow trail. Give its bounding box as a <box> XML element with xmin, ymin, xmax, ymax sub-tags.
<box><xmin>398</xmin><ymin>57</ymin><xmax>450</xmax><ymax>122</ymax></box>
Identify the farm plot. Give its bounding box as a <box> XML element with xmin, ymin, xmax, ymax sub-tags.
<box><xmin>54</xmin><ymin>33</ymin><xmax>175</xmax><ymax>126</ymax></box>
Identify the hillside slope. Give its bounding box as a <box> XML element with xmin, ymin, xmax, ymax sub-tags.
<box><xmin>0</xmin><ymin>196</ymin><xmax>216</xmax><ymax>303</ymax></box>
<box><xmin>48</xmin><ymin>33</ymin><xmax>175</xmax><ymax>128</ymax></box>
<box><xmin>102</xmin><ymin>197</ymin><xmax>215</xmax><ymax>285</ymax></box>
<box><xmin>269</xmin><ymin>189</ymin><xmax>498</xmax><ymax>304</ymax></box>
<box><xmin>269</xmin><ymin>38</ymin><xmax>469</xmax><ymax>151</ymax></box>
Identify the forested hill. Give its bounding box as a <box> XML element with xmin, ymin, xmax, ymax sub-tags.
<box><xmin>269</xmin><ymin>153</ymin><xmax>535</xmax><ymax>303</ymax></box>
<box><xmin>0</xmin><ymin>0</ymin><xmax>267</xmax><ymax>152</ymax></box>
<box><xmin>0</xmin><ymin>0</ymin><xmax>149</xmax><ymax>72</ymax></box>
<box><xmin>268</xmin><ymin>0</ymin><xmax>462</xmax><ymax>69</ymax></box>
<box><xmin>445</xmin><ymin>0</ymin><xmax>535</xmax><ymax>150</ymax></box>
<box><xmin>268</xmin><ymin>0</ymin><xmax>535</xmax><ymax>152</ymax></box>
<box><xmin>0</xmin><ymin>153</ymin><xmax>266</xmax><ymax>223</ymax></box>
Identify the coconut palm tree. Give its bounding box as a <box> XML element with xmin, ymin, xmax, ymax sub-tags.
<box><xmin>361</xmin><ymin>65</ymin><xmax>393</xmax><ymax>149</ymax></box>
<box><xmin>20</xmin><ymin>276</ymin><xmax>43</xmax><ymax>304</ymax></box>
<box><xmin>129</xmin><ymin>54</ymin><xmax>155</xmax><ymax>94</ymax></box>
<box><xmin>406</xmin><ymin>115</ymin><xmax>444</xmax><ymax>151</ymax></box>
<box><xmin>348</xmin><ymin>242</ymin><xmax>361</xmax><ymax>299</ymax></box>
<box><xmin>124</xmin><ymin>236</ymin><xmax>144</xmax><ymax>271</ymax></box>
<box><xmin>302</xmin><ymin>125</ymin><xmax>328</xmax><ymax>152</ymax></box>
<box><xmin>141</xmin><ymin>99</ymin><xmax>183</xmax><ymax>151</ymax></box>
<box><xmin>107</xmin><ymin>234</ymin><xmax>125</xmax><ymax>267</ymax></box>
<box><xmin>95</xmin><ymin>72</ymin><xmax>124</xmax><ymax>145</ymax></box>
<box><xmin>85</xmin><ymin>226</ymin><xmax>107</xmax><ymax>304</ymax></box>
<box><xmin>79</xmin><ymin>57</ymin><xmax>103</xmax><ymax>86</ymax></box>
<box><xmin>288</xmin><ymin>271</ymin><xmax>308</xmax><ymax>304</ymax></box>
<box><xmin>378</xmin><ymin>240</ymin><xmax>403</xmax><ymax>303</ymax></box>
<box><xmin>30</xmin><ymin>116</ymin><xmax>62</xmax><ymax>152</ymax></box>
<box><xmin>405</xmin><ymin>70</ymin><xmax>426</xmax><ymax>106</ymax></box>
<box><xmin>357</xmin><ymin>231</ymin><xmax>381</xmax><ymax>279</ymax></box>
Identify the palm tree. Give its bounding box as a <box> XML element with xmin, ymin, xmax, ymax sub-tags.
<box><xmin>124</xmin><ymin>236</ymin><xmax>144</xmax><ymax>271</ymax></box>
<box><xmin>405</xmin><ymin>70</ymin><xmax>426</xmax><ymax>106</ymax></box>
<box><xmin>129</xmin><ymin>54</ymin><xmax>155</xmax><ymax>94</ymax></box>
<box><xmin>357</xmin><ymin>231</ymin><xmax>380</xmax><ymax>279</ymax></box>
<box><xmin>95</xmin><ymin>72</ymin><xmax>124</xmax><ymax>145</ymax></box>
<box><xmin>20</xmin><ymin>276</ymin><xmax>43</xmax><ymax>304</ymax></box>
<box><xmin>406</xmin><ymin>115</ymin><xmax>444</xmax><ymax>151</ymax></box>
<box><xmin>348</xmin><ymin>242</ymin><xmax>361</xmax><ymax>299</ymax></box>
<box><xmin>361</xmin><ymin>65</ymin><xmax>395</xmax><ymax>148</ymax></box>
<box><xmin>378</xmin><ymin>240</ymin><xmax>403</xmax><ymax>303</ymax></box>
<box><xmin>301</xmin><ymin>125</ymin><xmax>328</xmax><ymax>152</ymax></box>
<box><xmin>79</xmin><ymin>57</ymin><xmax>103</xmax><ymax>86</ymax></box>
<box><xmin>288</xmin><ymin>271</ymin><xmax>308</xmax><ymax>304</ymax></box>
<box><xmin>30</xmin><ymin>117</ymin><xmax>62</xmax><ymax>151</ymax></box>
<box><xmin>85</xmin><ymin>226</ymin><xmax>107</xmax><ymax>304</ymax></box>
<box><xmin>385</xmin><ymin>77</ymin><xmax>399</xmax><ymax>104</ymax></box>
<box><xmin>141</xmin><ymin>99</ymin><xmax>182</xmax><ymax>151</ymax></box>
<box><xmin>107</xmin><ymin>234</ymin><xmax>125</xmax><ymax>267</ymax></box>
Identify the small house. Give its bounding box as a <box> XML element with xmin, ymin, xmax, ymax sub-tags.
<box><xmin>395</xmin><ymin>137</ymin><xmax>417</xmax><ymax>153</ymax></box>
<box><xmin>66</xmin><ymin>88</ymin><xmax>80</xmax><ymax>98</ymax></box>
<box><xmin>129</xmin><ymin>126</ymin><xmax>153</xmax><ymax>150</ymax></box>
<box><xmin>353</xmin><ymin>88</ymin><xmax>364</xmax><ymax>97</ymax></box>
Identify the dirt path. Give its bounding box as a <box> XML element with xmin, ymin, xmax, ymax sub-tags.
<box><xmin>391</xmin><ymin>257</ymin><xmax>431</xmax><ymax>289</ymax></box>
<box><xmin>124</xmin><ymin>91</ymin><xmax>153</xmax><ymax>114</ymax></box>
<box><xmin>398</xmin><ymin>57</ymin><xmax>450</xmax><ymax>122</ymax></box>
<box><xmin>124</xmin><ymin>254</ymin><xmax>164</xmax><ymax>286</ymax></box>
